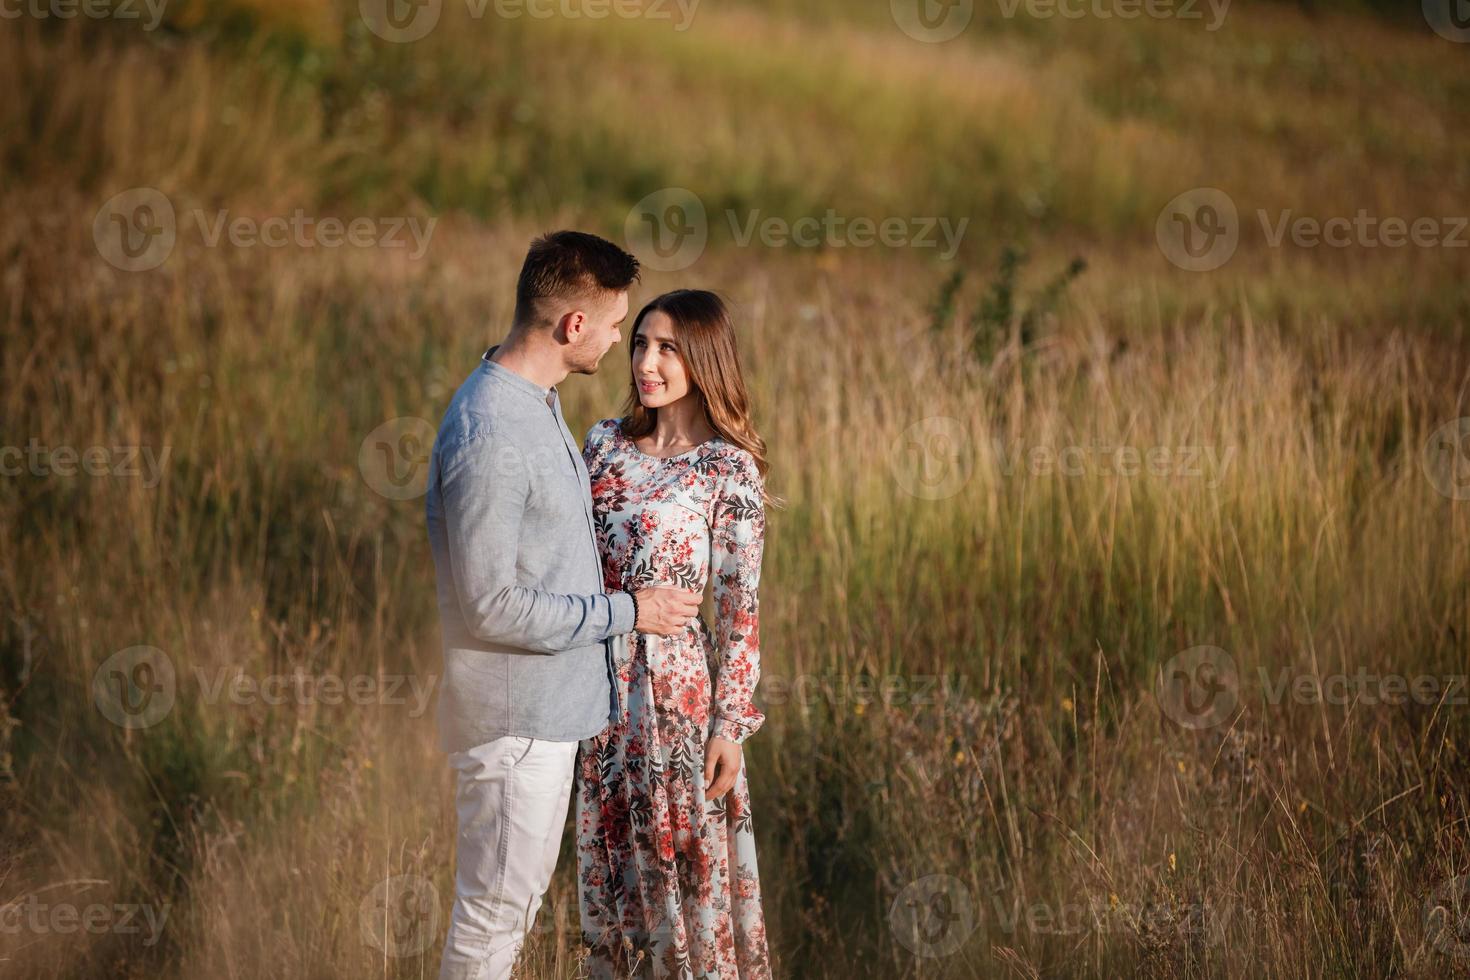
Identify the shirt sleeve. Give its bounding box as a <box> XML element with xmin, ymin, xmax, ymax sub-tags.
<box><xmin>439</xmin><ymin>426</ymin><xmax>629</xmax><ymax>654</ymax></box>
<box><xmin>708</xmin><ymin>450</ymin><xmax>766</xmax><ymax>744</ymax></box>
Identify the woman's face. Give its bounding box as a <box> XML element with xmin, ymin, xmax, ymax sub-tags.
<box><xmin>631</xmin><ymin>311</ymin><xmax>693</xmax><ymax>409</ymax></box>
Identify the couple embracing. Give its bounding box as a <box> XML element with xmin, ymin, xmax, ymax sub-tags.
<box><xmin>425</xmin><ymin>231</ymin><xmax>772</xmax><ymax>979</ymax></box>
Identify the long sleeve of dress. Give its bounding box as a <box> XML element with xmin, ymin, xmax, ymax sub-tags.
<box><xmin>708</xmin><ymin>451</ymin><xmax>766</xmax><ymax>744</ymax></box>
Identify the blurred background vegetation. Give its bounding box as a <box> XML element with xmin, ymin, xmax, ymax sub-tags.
<box><xmin>2</xmin><ymin>0</ymin><xmax>1468</xmax><ymax>977</ymax></box>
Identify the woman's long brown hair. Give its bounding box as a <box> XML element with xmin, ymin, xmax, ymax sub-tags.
<box><xmin>619</xmin><ymin>290</ymin><xmax>777</xmax><ymax>506</ymax></box>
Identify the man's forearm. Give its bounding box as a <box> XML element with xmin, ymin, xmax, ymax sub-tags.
<box><xmin>441</xmin><ymin>430</ymin><xmax>637</xmax><ymax>654</ymax></box>
<box><xmin>458</xmin><ymin>585</ymin><xmax>635</xmax><ymax>653</ymax></box>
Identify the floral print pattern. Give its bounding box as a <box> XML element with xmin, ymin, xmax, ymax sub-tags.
<box><xmin>576</xmin><ymin>418</ymin><xmax>771</xmax><ymax>979</ymax></box>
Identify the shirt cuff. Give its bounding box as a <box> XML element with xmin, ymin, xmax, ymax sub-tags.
<box><xmin>608</xmin><ymin>591</ymin><xmax>636</xmax><ymax>636</ymax></box>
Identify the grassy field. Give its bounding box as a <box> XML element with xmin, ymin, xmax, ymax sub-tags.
<box><xmin>2</xmin><ymin>1</ymin><xmax>1469</xmax><ymax>977</ymax></box>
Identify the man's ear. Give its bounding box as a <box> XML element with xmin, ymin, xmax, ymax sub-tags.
<box><xmin>559</xmin><ymin>309</ymin><xmax>587</xmax><ymax>342</ymax></box>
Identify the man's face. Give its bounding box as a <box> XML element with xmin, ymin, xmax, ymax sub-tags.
<box><xmin>566</xmin><ymin>290</ymin><xmax>630</xmax><ymax>375</ymax></box>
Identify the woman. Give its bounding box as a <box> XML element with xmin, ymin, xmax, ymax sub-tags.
<box><xmin>576</xmin><ymin>290</ymin><xmax>773</xmax><ymax>979</ymax></box>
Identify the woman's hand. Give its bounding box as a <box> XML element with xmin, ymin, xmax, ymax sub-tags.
<box><xmin>703</xmin><ymin>737</ymin><xmax>742</xmax><ymax>800</ymax></box>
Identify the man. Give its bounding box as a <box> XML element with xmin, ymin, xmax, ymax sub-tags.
<box><xmin>426</xmin><ymin>230</ymin><xmax>702</xmax><ymax>980</ymax></box>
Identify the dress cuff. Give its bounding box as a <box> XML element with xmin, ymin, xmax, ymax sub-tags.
<box><xmin>711</xmin><ymin>717</ymin><xmax>754</xmax><ymax>745</ymax></box>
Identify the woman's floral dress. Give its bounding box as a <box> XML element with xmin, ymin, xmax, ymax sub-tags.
<box><xmin>576</xmin><ymin>418</ymin><xmax>771</xmax><ymax>979</ymax></box>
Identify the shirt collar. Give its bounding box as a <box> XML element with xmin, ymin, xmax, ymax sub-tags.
<box><xmin>482</xmin><ymin>345</ymin><xmax>557</xmax><ymax>407</ymax></box>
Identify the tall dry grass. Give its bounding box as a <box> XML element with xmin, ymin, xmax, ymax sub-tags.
<box><xmin>3</xmin><ymin>2</ymin><xmax>1469</xmax><ymax>977</ymax></box>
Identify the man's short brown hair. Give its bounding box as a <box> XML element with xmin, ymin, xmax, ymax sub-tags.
<box><xmin>513</xmin><ymin>231</ymin><xmax>641</xmax><ymax>329</ymax></box>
